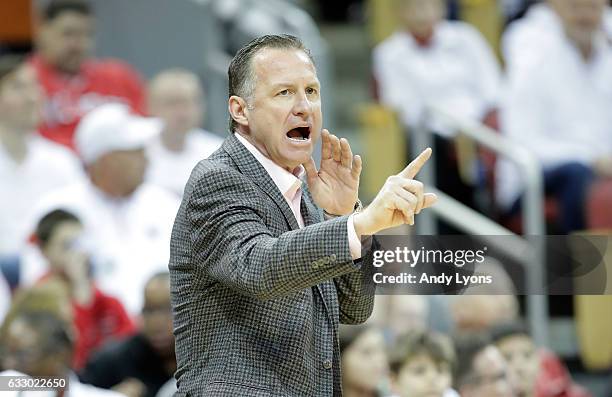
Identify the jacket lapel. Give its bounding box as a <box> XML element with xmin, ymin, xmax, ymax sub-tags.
<box><xmin>300</xmin><ymin>184</ymin><xmax>322</xmax><ymax>226</ymax></box>
<box><xmin>222</xmin><ymin>133</ymin><xmax>300</xmax><ymax>231</ymax></box>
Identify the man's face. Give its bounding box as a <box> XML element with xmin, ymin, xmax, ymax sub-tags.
<box><xmin>342</xmin><ymin>329</ymin><xmax>389</xmax><ymax>392</ymax></box>
<box><xmin>91</xmin><ymin>148</ymin><xmax>147</xmax><ymax>197</ymax></box>
<box><xmin>236</xmin><ymin>48</ymin><xmax>322</xmax><ymax>172</ymax></box>
<box><xmin>551</xmin><ymin>0</ymin><xmax>606</xmax><ymax>47</ymax></box>
<box><xmin>396</xmin><ymin>353</ymin><xmax>451</xmax><ymax>397</ymax></box>
<box><xmin>462</xmin><ymin>346</ymin><xmax>515</xmax><ymax>397</ymax></box>
<box><xmin>38</xmin><ymin>11</ymin><xmax>94</xmax><ymax>73</ymax></box>
<box><xmin>399</xmin><ymin>0</ymin><xmax>445</xmax><ymax>40</ymax></box>
<box><xmin>141</xmin><ymin>278</ymin><xmax>174</xmax><ymax>357</ymax></box>
<box><xmin>0</xmin><ymin>64</ymin><xmax>42</xmax><ymax>131</ymax></box>
<box><xmin>149</xmin><ymin>75</ymin><xmax>204</xmax><ymax>136</ymax></box>
<box><xmin>496</xmin><ymin>335</ymin><xmax>539</xmax><ymax>397</ymax></box>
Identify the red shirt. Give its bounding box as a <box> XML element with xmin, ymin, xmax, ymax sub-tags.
<box><xmin>71</xmin><ymin>287</ymin><xmax>136</xmax><ymax>371</ymax></box>
<box><xmin>536</xmin><ymin>349</ymin><xmax>592</xmax><ymax>397</ymax></box>
<box><xmin>29</xmin><ymin>54</ymin><xmax>146</xmax><ymax>150</ymax></box>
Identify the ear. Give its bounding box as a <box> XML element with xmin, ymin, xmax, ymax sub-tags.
<box><xmin>228</xmin><ymin>95</ymin><xmax>250</xmax><ymax>129</ymax></box>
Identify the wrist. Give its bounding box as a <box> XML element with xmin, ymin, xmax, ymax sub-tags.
<box><xmin>324</xmin><ymin>199</ymin><xmax>363</xmax><ymax>217</ymax></box>
<box><xmin>353</xmin><ymin>211</ymin><xmax>373</xmax><ymax>237</ymax></box>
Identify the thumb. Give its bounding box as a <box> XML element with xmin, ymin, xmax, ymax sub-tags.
<box><xmin>421</xmin><ymin>193</ymin><xmax>438</xmax><ymax>210</ymax></box>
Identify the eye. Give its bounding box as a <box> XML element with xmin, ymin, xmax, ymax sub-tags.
<box><xmin>306</xmin><ymin>87</ymin><xmax>318</xmax><ymax>95</ymax></box>
<box><xmin>277</xmin><ymin>89</ymin><xmax>291</xmax><ymax>96</ymax></box>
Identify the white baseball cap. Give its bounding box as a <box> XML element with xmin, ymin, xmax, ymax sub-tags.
<box><xmin>75</xmin><ymin>103</ymin><xmax>162</xmax><ymax>164</ymax></box>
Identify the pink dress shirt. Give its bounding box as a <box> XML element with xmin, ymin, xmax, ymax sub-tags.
<box><xmin>235</xmin><ymin>133</ymin><xmax>362</xmax><ymax>259</ymax></box>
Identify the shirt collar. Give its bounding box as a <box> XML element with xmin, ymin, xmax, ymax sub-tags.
<box><xmin>235</xmin><ymin>133</ymin><xmax>304</xmax><ymax>201</ymax></box>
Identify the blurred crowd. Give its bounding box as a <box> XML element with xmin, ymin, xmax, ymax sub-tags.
<box><xmin>0</xmin><ymin>0</ymin><xmax>611</xmax><ymax>396</ymax></box>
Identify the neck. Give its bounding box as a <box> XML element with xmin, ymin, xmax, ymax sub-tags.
<box><xmin>566</xmin><ymin>30</ymin><xmax>595</xmax><ymax>61</ymax></box>
<box><xmin>160</xmin><ymin>128</ymin><xmax>188</xmax><ymax>152</ymax></box>
<box><xmin>0</xmin><ymin>124</ymin><xmax>29</xmax><ymax>163</ymax></box>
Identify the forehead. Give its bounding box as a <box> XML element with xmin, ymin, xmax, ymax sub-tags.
<box><xmin>475</xmin><ymin>347</ymin><xmax>505</xmax><ymax>371</ymax></box>
<box><xmin>151</xmin><ymin>74</ymin><xmax>201</xmax><ymax>98</ymax></box>
<box><xmin>46</xmin><ymin>11</ymin><xmax>93</xmax><ymax>29</ymax></box>
<box><xmin>401</xmin><ymin>0</ymin><xmax>443</xmax><ymax>9</ymax></box>
<box><xmin>251</xmin><ymin>48</ymin><xmax>318</xmax><ymax>87</ymax></box>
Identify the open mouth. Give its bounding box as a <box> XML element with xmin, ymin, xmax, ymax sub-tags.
<box><xmin>286</xmin><ymin>126</ymin><xmax>311</xmax><ymax>141</ymax></box>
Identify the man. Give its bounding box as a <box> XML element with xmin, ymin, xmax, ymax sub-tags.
<box><xmin>0</xmin><ymin>55</ymin><xmax>83</xmax><ymax>257</ymax></box>
<box><xmin>372</xmin><ymin>0</ymin><xmax>501</xmax><ymax>224</ymax></box>
<box><xmin>81</xmin><ymin>272</ymin><xmax>176</xmax><ymax>397</ymax></box>
<box><xmin>146</xmin><ymin>68</ymin><xmax>223</xmax><ymax>197</ymax></box>
<box><xmin>30</xmin><ymin>0</ymin><xmax>146</xmax><ymax>149</ymax></box>
<box><xmin>373</xmin><ymin>0</ymin><xmax>500</xmax><ymax>135</ymax></box>
<box><xmin>454</xmin><ymin>335</ymin><xmax>515</xmax><ymax>397</ymax></box>
<box><xmin>0</xmin><ymin>309</ymin><xmax>126</xmax><ymax>397</ymax></box>
<box><xmin>23</xmin><ymin>103</ymin><xmax>180</xmax><ymax>314</ymax></box>
<box><xmin>497</xmin><ymin>0</ymin><xmax>612</xmax><ymax>233</ymax></box>
<box><xmin>169</xmin><ymin>34</ymin><xmax>436</xmax><ymax>396</ymax></box>
<box><xmin>502</xmin><ymin>0</ymin><xmax>612</xmax><ymax>80</ymax></box>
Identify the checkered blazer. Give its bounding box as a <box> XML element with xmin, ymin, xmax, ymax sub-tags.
<box><xmin>169</xmin><ymin>133</ymin><xmax>376</xmax><ymax>396</ymax></box>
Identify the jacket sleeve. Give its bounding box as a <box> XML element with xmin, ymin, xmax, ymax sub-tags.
<box><xmin>334</xmin><ymin>236</ymin><xmax>378</xmax><ymax>324</ymax></box>
<box><xmin>186</xmin><ymin>165</ymin><xmax>365</xmax><ymax>301</ymax></box>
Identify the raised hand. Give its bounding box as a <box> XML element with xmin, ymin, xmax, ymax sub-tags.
<box><xmin>353</xmin><ymin>148</ymin><xmax>437</xmax><ymax>236</ymax></box>
<box><xmin>303</xmin><ymin>129</ymin><xmax>362</xmax><ymax>216</ymax></box>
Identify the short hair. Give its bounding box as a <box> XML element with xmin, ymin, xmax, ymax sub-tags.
<box><xmin>35</xmin><ymin>209</ymin><xmax>81</xmax><ymax>247</ymax></box>
<box><xmin>0</xmin><ymin>281</ymin><xmax>72</xmax><ymax>344</ymax></box>
<box><xmin>490</xmin><ymin>321</ymin><xmax>531</xmax><ymax>344</ymax></box>
<box><xmin>227</xmin><ymin>34</ymin><xmax>314</xmax><ymax>132</ymax></box>
<box><xmin>145</xmin><ymin>271</ymin><xmax>170</xmax><ymax>289</ymax></box>
<box><xmin>149</xmin><ymin>68</ymin><xmax>203</xmax><ymax>97</ymax></box>
<box><xmin>41</xmin><ymin>0</ymin><xmax>92</xmax><ymax>22</ymax></box>
<box><xmin>453</xmin><ymin>333</ymin><xmax>492</xmax><ymax>389</ymax></box>
<box><xmin>389</xmin><ymin>330</ymin><xmax>456</xmax><ymax>374</ymax></box>
<box><xmin>2</xmin><ymin>310</ymin><xmax>73</xmax><ymax>355</ymax></box>
<box><xmin>0</xmin><ymin>55</ymin><xmax>26</xmax><ymax>85</ymax></box>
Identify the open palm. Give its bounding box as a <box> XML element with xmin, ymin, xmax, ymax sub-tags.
<box><xmin>303</xmin><ymin>129</ymin><xmax>362</xmax><ymax>216</ymax></box>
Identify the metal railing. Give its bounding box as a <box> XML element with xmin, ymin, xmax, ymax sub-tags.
<box><xmin>413</xmin><ymin>104</ymin><xmax>549</xmax><ymax>346</ymax></box>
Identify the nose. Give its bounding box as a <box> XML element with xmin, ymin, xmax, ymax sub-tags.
<box><xmin>291</xmin><ymin>90</ymin><xmax>312</xmax><ymax>118</ymax></box>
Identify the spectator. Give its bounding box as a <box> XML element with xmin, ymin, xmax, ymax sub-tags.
<box><xmin>454</xmin><ymin>334</ymin><xmax>514</xmax><ymax>397</ymax></box>
<box><xmin>491</xmin><ymin>322</ymin><xmax>591</xmax><ymax>397</ymax></box>
<box><xmin>497</xmin><ymin>0</ymin><xmax>612</xmax><ymax>233</ymax></box>
<box><xmin>389</xmin><ymin>330</ymin><xmax>459</xmax><ymax>397</ymax></box>
<box><xmin>339</xmin><ymin>325</ymin><xmax>392</xmax><ymax>397</ymax></box>
<box><xmin>373</xmin><ymin>0</ymin><xmax>500</xmax><ymax>134</ymax></box>
<box><xmin>0</xmin><ymin>310</ymin><xmax>126</xmax><ymax>396</ymax></box>
<box><xmin>383</xmin><ymin>295</ymin><xmax>430</xmax><ymax>344</ymax></box>
<box><xmin>1</xmin><ymin>279</ymin><xmax>73</xmax><ymax>333</ymax></box>
<box><xmin>372</xmin><ymin>0</ymin><xmax>501</xmax><ymax>219</ymax></box>
<box><xmin>23</xmin><ymin>103</ymin><xmax>180</xmax><ymax>314</ymax></box>
<box><xmin>33</xmin><ymin>209</ymin><xmax>135</xmax><ymax>371</ymax></box>
<box><xmin>0</xmin><ymin>54</ymin><xmax>83</xmax><ymax>257</ymax></box>
<box><xmin>502</xmin><ymin>0</ymin><xmax>612</xmax><ymax>80</ymax></box>
<box><xmin>30</xmin><ymin>0</ymin><xmax>146</xmax><ymax>149</ymax></box>
<box><xmin>80</xmin><ymin>272</ymin><xmax>175</xmax><ymax>397</ymax></box>
<box><xmin>146</xmin><ymin>68</ymin><xmax>223</xmax><ymax>197</ymax></box>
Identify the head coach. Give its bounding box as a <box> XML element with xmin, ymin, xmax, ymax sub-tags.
<box><xmin>169</xmin><ymin>34</ymin><xmax>437</xmax><ymax>396</ymax></box>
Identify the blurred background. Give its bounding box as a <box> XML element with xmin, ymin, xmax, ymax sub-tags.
<box><xmin>0</xmin><ymin>0</ymin><xmax>611</xmax><ymax>396</ymax></box>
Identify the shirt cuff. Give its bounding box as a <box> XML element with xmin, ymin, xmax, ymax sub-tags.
<box><xmin>347</xmin><ymin>214</ymin><xmax>362</xmax><ymax>260</ymax></box>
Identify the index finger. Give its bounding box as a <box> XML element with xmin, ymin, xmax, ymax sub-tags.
<box><xmin>399</xmin><ymin>148</ymin><xmax>432</xmax><ymax>179</ymax></box>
